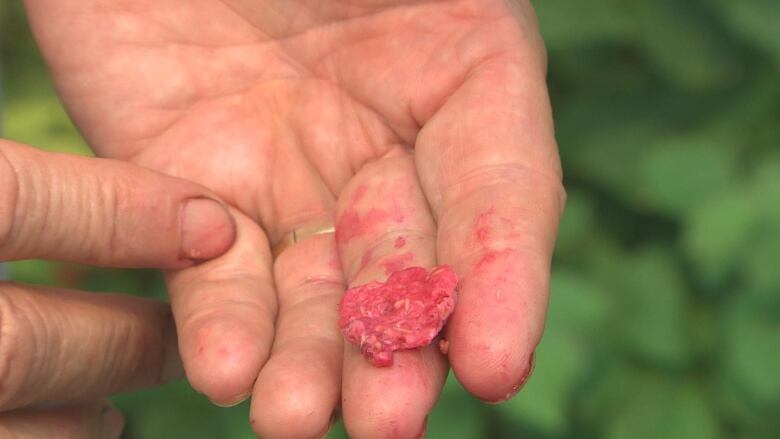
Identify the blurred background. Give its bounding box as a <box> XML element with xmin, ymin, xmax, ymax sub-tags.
<box><xmin>2</xmin><ymin>0</ymin><xmax>779</xmax><ymax>437</ymax></box>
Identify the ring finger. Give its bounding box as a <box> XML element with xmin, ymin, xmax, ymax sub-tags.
<box><xmin>250</xmin><ymin>233</ymin><xmax>345</xmax><ymax>439</ymax></box>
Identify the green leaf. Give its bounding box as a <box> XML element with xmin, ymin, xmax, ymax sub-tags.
<box><xmin>534</xmin><ymin>0</ymin><xmax>636</xmax><ymax>51</ymax></box>
<box><xmin>713</xmin><ymin>0</ymin><xmax>780</xmax><ymax>62</ymax></box>
<box><xmin>633</xmin><ymin>0</ymin><xmax>739</xmax><ymax>90</ymax></box>
<box><xmin>605</xmin><ymin>381</ymin><xmax>720</xmax><ymax>439</ymax></box>
<box><xmin>682</xmin><ymin>185</ymin><xmax>759</xmax><ymax>287</ymax></box>
<box><xmin>4</xmin><ymin>94</ymin><xmax>91</xmax><ymax>155</ymax></box>
<box><xmin>555</xmin><ymin>190</ymin><xmax>597</xmax><ymax>259</ymax></box>
<box><xmin>556</xmin><ymin>90</ymin><xmax>662</xmax><ymax>199</ymax></box>
<box><xmin>427</xmin><ymin>374</ymin><xmax>487</xmax><ymax>439</ymax></box>
<box><xmin>113</xmin><ymin>381</ymin><xmax>256</xmax><ymax>439</ymax></box>
<box><xmin>719</xmin><ymin>294</ymin><xmax>780</xmax><ymax>411</ymax></box>
<box><xmin>683</xmin><ymin>155</ymin><xmax>780</xmax><ymax>288</ymax></box>
<box><xmin>326</xmin><ymin>420</ymin><xmax>349</xmax><ymax>439</ymax></box>
<box><xmin>579</xmin><ymin>364</ymin><xmax>720</xmax><ymax>439</ymax></box>
<box><xmin>497</xmin><ymin>269</ymin><xmax>610</xmax><ymax>435</ymax></box>
<box><xmin>740</xmin><ymin>223</ymin><xmax>780</xmax><ymax>301</ymax></box>
<box><xmin>638</xmin><ymin>135</ymin><xmax>739</xmax><ymax>216</ymax></box>
<box><xmin>611</xmin><ymin>247</ymin><xmax>693</xmax><ymax>368</ymax></box>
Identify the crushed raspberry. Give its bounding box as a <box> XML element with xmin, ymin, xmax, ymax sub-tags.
<box><xmin>338</xmin><ymin>265</ymin><xmax>458</xmax><ymax>367</ymax></box>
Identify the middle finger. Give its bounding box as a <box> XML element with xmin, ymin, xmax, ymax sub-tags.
<box><xmin>336</xmin><ymin>150</ymin><xmax>448</xmax><ymax>439</ymax></box>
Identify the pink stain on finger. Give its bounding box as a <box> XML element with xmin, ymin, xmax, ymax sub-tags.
<box><xmin>439</xmin><ymin>339</ymin><xmax>450</xmax><ymax>355</ymax></box>
<box><xmin>352</xmin><ymin>185</ymin><xmax>368</xmax><ymax>203</ymax></box>
<box><xmin>394</xmin><ymin>236</ymin><xmax>407</xmax><ymax>248</ymax></box>
<box><xmin>474</xmin><ymin>250</ymin><xmax>509</xmax><ymax>272</ymax></box>
<box><xmin>336</xmin><ymin>208</ymin><xmax>405</xmax><ymax>244</ymax></box>
<box><xmin>336</xmin><ymin>209</ymin><xmax>390</xmax><ymax>244</ymax></box>
<box><xmin>471</xmin><ymin>249</ymin><xmax>513</xmax><ymax>302</ymax></box>
<box><xmin>474</xmin><ymin>208</ymin><xmax>495</xmax><ymax>246</ymax></box>
<box><xmin>383</xmin><ymin>252</ymin><xmax>415</xmax><ymax>275</ymax></box>
<box><xmin>357</xmin><ymin>248</ymin><xmax>374</xmax><ymax>275</ymax></box>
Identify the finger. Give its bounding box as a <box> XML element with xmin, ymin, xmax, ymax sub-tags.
<box><xmin>0</xmin><ymin>282</ymin><xmax>181</xmax><ymax>411</ymax></box>
<box><xmin>165</xmin><ymin>209</ymin><xmax>276</xmax><ymax>406</ymax></box>
<box><xmin>0</xmin><ymin>140</ymin><xmax>235</xmax><ymax>268</ymax></box>
<box><xmin>0</xmin><ymin>400</ymin><xmax>123</xmax><ymax>439</ymax></box>
<box><xmin>414</xmin><ymin>31</ymin><xmax>565</xmax><ymax>401</ymax></box>
<box><xmin>250</xmin><ymin>234</ymin><xmax>343</xmax><ymax>439</ymax></box>
<box><xmin>336</xmin><ymin>150</ymin><xmax>447</xmax><ymax>439</ymax></box>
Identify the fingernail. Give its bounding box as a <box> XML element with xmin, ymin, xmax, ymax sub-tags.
<box><xmin>180</xmin><ymin>198</ymin><xmax>236</xmax><ymax>261</ymax></box>
<box><xmin>416</xmin><ymin>416</ymin><xmax>429</xmax><ymax>439</ymax></box>
<box><xmin>100</xmin><ymin>404</ymin><xmax>125</xmax><ymax>439</ymax></box>
<box><xmin>484</xmin><ymin>352</ymin><xmax>536</xmax><ymax>404</ymax></box>
<box><xmin>211</xmin><ymin>392</ymin><xmax>251</xmax><ymax>408</ymax></box>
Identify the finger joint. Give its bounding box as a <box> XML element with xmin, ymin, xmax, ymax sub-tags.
<box><xmin>0</xmin><ymin>146</ymin><xmax>21</xmax><ymax>255</ymax></box>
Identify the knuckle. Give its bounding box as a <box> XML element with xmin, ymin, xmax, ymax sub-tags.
<box><xmin>95</xmin><ymin>178</ymin><xmax>121</xmax><ymax>264</ymax></box>
<box><xmin>283</xmin><ymin>276</ymin><xmax>343</xmax><ymax>311</ymax></box>
<box><xmin>0</xmin><ymin>146</ymin><xmax>20</xmax><ymax>254</ymax></box>
<box><xmin>439</xmin><ymin>162</ymin><xmax>564</xmax><ymax>215</ymax></box>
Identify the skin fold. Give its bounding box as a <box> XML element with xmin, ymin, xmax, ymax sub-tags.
<box><xmin>21</xmin><ymin>0</ymin><xmax>565</xmax><ymax>437</ymax></box>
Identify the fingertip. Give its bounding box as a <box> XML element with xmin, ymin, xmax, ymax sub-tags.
<box><xmin>180</xmin><ymin>198</ymin><xmax>236</xmax><ymax>262</ymax></box>
<box><xmin>250</xmin><ymin>353</ymin><xmax>338</xmax><ymax>439</ymax></box>
<box><xmin>344</xmin><ymin>398</ymin><xmax>428</xmax><ymax>439</ymax></box>
<box><xmin>444</xmin><ymin>246</ymin><xmax>548</xmax><ymax>403</ymax></box>
<box><xmin>182</xmin><ymin>318</ymin><xmax>270</xmax><ymax>405</ymax></box>
<box><xmin>342</xmin><ymin>350</ymin><xmax>443</xmax><ymax>439</ymax></box>
<box><xmin>449</xmin><ymin>338</ymin><xmax>535</xmax><ymax>403</ymax></box>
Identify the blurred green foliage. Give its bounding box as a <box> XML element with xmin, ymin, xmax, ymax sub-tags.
<box><xmin>2</xmin><ymin>0</ymin><xmax>779</xmax><ymax>438</ymax></box>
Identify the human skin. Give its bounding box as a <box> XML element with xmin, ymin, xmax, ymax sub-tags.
<box><xmin>0</xmin><ymin>139</ymin><xmax>237</xmax><ymax>436</ymax></box>
<box><xmin>23</xmin><ymin>0</ymin><xmax>565</xmax><ymax>437</ymax></box>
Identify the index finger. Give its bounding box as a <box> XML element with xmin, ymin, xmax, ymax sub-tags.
<box><xmin>414</xmin><ymin>20</ymin><xmax>565</xmax><ymax>402</ymax></box>
<box><xmin>0</xmin><ymin>140</ymin><xmax>235</xmax><ymax>268</ymax></box>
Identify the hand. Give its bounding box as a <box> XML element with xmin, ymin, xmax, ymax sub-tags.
<box><xmin>25</xmin><ymin>0</ymin><xmax>565</xmax><ymax>437</ymax></box>
<box><xmin>0</xmin><ymin>140</ymin><xmax>236</xmax><ymax>437</ymax></box>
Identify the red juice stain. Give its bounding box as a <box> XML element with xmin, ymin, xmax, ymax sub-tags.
<box><xmin>394</xmin><ymin>236</ymin><xmax>407</xmax><ymax>248</ymax></box>
<box><xmin>328</xmin><ymin>254</ymin><xmax>342</xmax><ymax>270</ymax></box>
<box><xmin>383</xmin><ymin>252</ymin><xmax>415</xmax><ymax>275</ymax></box>
<box><xmin>389</xmin><ymin>197</ymin><xmax>406</xmax><ymax>223</ymax></box>
<box><xmin>439</xmin><ymin>339</ymin><xmax>450</xmax><ymax>355</ymax></box>
<box><xmin>352</xmin><ymin>185</ymin><xmax>368</xmax><ymax>203</ymax></box>
<box><xmin>476</xmin><ymin>227</ymin><xmax>490</xmax><ymax>244</ymax></box>
<box><xmin>336</xmin><ymin>208</ymin><xmax>396</xmax><ymax>244</ymax></box>
<box><xmin>474</xmin><ymin>249</ymin><xmax>512</xmax><ymax>273</ymax></box>
<box><xmin>357</xmin><ymin>248</ymin><xmax>374</xmax><ymax>274</ymax></box>
<box><xmin>474</xmin><ymin>208</ymin><xmax>495</xmax><ymax>246</ymax></box>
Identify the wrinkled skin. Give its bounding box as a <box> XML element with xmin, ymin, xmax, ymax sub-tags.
<box><xmin>25</xmin><ymin>0</ymin><xmax>565</xmax><ymax>437</ymax></box>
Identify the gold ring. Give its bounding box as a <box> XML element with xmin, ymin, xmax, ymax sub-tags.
<box><xmin>272</xmin><ymin>220</ymin><xmax>336</xmax><ymax>259</ymax></box>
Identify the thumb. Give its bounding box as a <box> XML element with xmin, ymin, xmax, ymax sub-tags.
<box><xmin>0</xmin><ymin>140</ymin><xmax>236</xmax><ymax>268</ymax></box>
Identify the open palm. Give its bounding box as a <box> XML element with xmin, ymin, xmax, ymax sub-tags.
<box><xmin>26</xmin><ymin>0</ymin><xmax>565</xmax><ymax>437</ymax></box>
